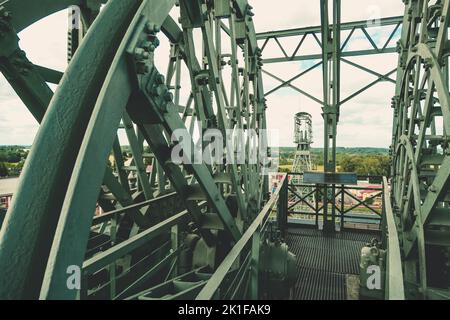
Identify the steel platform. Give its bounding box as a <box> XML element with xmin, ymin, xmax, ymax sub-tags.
<box><xmin>286</xmin><ymin>227</ymin><xmax>379</xmax><ymax>300</ymax></box>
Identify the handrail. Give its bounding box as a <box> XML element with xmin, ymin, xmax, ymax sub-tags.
<box><xmin>289</xmin><ymin>184</ymin><xmax>383</xmax><ymax>191</ymax></box>
<box><xmin>92</xmin><ymin>192</ymin><xmax>177</xmax><ymax>225</ymax></box>
<box><xmin>196</xmin><ymin>173</ymin><xmax>288</xmax><ymax>300</ymax></box>
<box><xmin>287</xmin><ymin>174</ymin><xmax>383</xmax><ymax>229</ymax></box>
<box><xmin>382</xmin><ymin>177</ymin><xmax>405</xmax><ymax>300</ymax></box>
<box><xmin>84</xmin><ymin>210</ymin><xmax>188</xmax><ymax>275</ymax></box>
<box><xmin>288</xmin><ymin>172</ymin><xmax>385</xmax><ymax>180</ymax></box>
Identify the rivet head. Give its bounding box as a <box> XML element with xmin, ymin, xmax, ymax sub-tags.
<box><xmin>156</xmin><ymin>74</ymin><xmax>165</xmax><ymax>85</ymax></box>
<box><xmin>164</xmin><ymin>91</ymin><xmax>174</xmax><ymax>102</ymax></box>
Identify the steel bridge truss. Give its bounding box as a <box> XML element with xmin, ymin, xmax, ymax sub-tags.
<box><xmin>287</xmin><ymin>173</ymin><xmax>383</xmax><ymax>230</ymax></box>
<box><xmin>0</xmin><ymin>0</ymin><xmax>448</xmax><ymax>301</ymax></box>
<box><xmin>391</xmin><ymin>0</ymin><xmax>450</xmax><ymax>299</ymax></box>
<box><xmin>0</xmin><ymin>0</ymin><xmax>284</xmax><ymax>300</ymax></box>
<box><xmin>258</xmin><ymin>15</ymin><xmax>402</xmax><ymax>104</ymax></box>
<box><xmin>256</xmin><ymin>1</ymin><xmax>403</xmax><ymax>233</ymax></box>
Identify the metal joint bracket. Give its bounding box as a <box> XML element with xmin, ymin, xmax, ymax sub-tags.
<box><xmin>0</xmin><ymin>8</ymin><xmax>19</xmax><ymax>58</ymax></box>
<box><xmin>126</xmin><ymin>16</ymin><xmax>161</xmax><ymax>79</ymax></box>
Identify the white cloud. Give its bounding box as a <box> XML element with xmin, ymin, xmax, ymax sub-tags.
<box><xmin>0</xmin><ymin>1</ymin><xmax>404</xmax><ymax>148</ymax></box>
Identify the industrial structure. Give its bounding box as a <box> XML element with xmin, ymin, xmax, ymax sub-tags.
<box><xmin>290</xmin><ymin>112</ymin><xmax>315</xmax><ymax>218</ymax></box>
<box><xmin>0</xmin><ymin>0</ymin><xmax>448</xmax><ymax>300</ymax></box>
<box><xmin>292</xmin><ymin>112</ymin><xmax>314</xmax><ymax>183</ymax></box>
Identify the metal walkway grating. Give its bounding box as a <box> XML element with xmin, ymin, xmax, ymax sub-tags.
<box><xmin>286</xmin><ymin>227</ymin><xmax>379</xmax><ymax>300</ymax></box>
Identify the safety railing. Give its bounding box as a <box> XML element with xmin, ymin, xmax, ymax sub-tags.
<box><xmin>86</xmin><ymin>191</ymin><xmax>178</xmax><ymax>258</ymax></box>
<box><xmin>79</xmin><ymin>172</ymin><xmax>289</xmax><ymax>300</ymax></box>
<box><xmin>196</xmin><ymin>173</ymin><xmax>288</xmax><ymax>300</ymax></box>
<box><xmin>286</xmin><ymin>173</ymin><xmax>383</xmax><ymax>230</ymax></box>
<box><xmin>381</xmin><ymin>177</ymin><xmax>405</xmax><ymax>300</ymax></box>
<box><xmin>79</xmin><ymin>192</ymin><xmax>191</xmax><ymax>299</ymax></box>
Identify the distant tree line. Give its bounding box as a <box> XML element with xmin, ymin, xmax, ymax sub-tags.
<box><xmin>278</xmin><ymin>147</ymin><xmax>391</xmax><ymax>177</ymax></box>
<box><xmin>340</xmin><ymin>155</ymin><xmax>390</xmax><ymax>176</ymax></box>
<box><xmin>339</xmin><ymin>154</ymin><xmax>390</xmax><ymax>177</ymax></box>
<box><xmin>0</xmin><ymin>162</ymin><xmax>8</xmax><ymax>177</ymax></box>
<box><xmin>0</xmin><ymin>146</ymin><xmax>30</xmax><ymax>177</ymax></box>
<box><xmin>0</xmin><ymin>149</ymin><xmax>27</xmax><ymax>163</ymax></box>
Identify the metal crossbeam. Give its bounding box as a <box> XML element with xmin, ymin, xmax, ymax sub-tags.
<box><xmin>257</xmin><ymin>16</ymin><xmax>402</xmax><ymax>63</ymax></box>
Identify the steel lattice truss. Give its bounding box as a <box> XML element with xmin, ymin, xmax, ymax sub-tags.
<box><xmin>391</xmin><ymin>0</ymin><xmax>450</xmax><ymax>299</ymax></box>
<box><xmin>257</xmin><ymin>14</ymin><xmax>402</xmax><ymax>106</ymax></box>
<box><xmin>0</xmin><ymin>0</ymin><xmax>271</xmax><ymax>299</ymax></box>
<box><xmin>291</xmin><ymin>112</ymin><xmax>315</xmax><ymax>216</ymax></box>
<box><xmin>0</xmin><ymin>0</ymin><xmax>448</xmax><ymax>301</ymax></box>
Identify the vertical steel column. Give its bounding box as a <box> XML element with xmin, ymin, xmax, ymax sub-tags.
<box><xmin>320</xmin><ymin>0</ymin><xmax>340</xmax><ymax>233</ymax></box>
<box><xmin>109</xmin><ymin>215</ymin><xmax>117</xmax><ymax>299</ymax></box>
<box><xmin>277</xmin><ymin>176</ymin><xmax>288</xmax><ymax>238</ymax></box>
<box><xmin>68</xmin><ymin>4</ymin><xmax>100</xmax><ymax>63</ymax></box>
<box><xmin>340</xmin><ymin>184</ymin><xmax>345</xmax><ymax>231</ymax></box>
<box><xmin>68</xmin><ymin>6</ymin><xmax>81</xmax><ymax>63</ymax></box>
<box><xmin>315</xmin><ymin>186</ymin><xmax>320</xmax><ymax>228</ymax></box>
<box><xmin>170</xmin><ymin>224</ymin><xmax>179</xmax><ymax>277</ymax></box>
<box><xmin>250</xmin><ymin>228</ymin><xmax>260</xmax><ymax>299</ymax></box>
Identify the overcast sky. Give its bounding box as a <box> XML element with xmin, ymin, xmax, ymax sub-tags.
<box><xmin>0</xmin><ymin>0</ymin><xmax>405</xmax><ymax>148</ymax></box>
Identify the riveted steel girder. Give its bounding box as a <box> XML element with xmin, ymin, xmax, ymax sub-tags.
<box><xmin>390</xmin><ymin>0</ymin><xmax>450</xmax><ymax>299</ymax></box>
<box><xmin>0</xmin><ymin>0</ymin><xmax>271</xmax><ymax>300</ymax></box>
<box><xmin>0</xmin><ymin>0</ymin><xmax>142</xmax><ymax>299</ymax></box>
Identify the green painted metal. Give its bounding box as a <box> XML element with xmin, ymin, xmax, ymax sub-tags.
<box><xmin>256</xmin><ymin>15</ymin><xmax>402</xmax><ymax>41</ymax></box>
<box><xmin>390</xmin><ymin>0</ymin><xmax>450</xmax><ymax>299</ymax></box>
<box><xmin>82</xmin><ymin>210</ymin><xmax>188</xmax><ymax>277</ymax></box>
<box><xmin>0</xmin><ymin>0</ymin><xmax>142</xmax><ymax>299</ymax></box>
<box><xmin>382</xmin><ymin>177</ymin><xmax>405</xmax><ymax>300</ymax></box>
<box><xmin>0</xmin><ymin>0</ymin><xmax>275</xmax><ymax>300</ymax></box>
<box><xmin>287</xmin><ymin>173</ymin><xmax>383</xmax><ymax>229</ymax></box>
<box><xmin>320</xmin><ymin>0</ymin><xmax>340</xmax><ymax>233</ymax></box>
<box><xmin>1</xmin><ymin>0</ymin><xmax>447</xmax><ymax>301</ymax></box>
<box><xmin>257</xmin><ymin>14</ymin><xmax>402</xmax><ymax>107</ymax></box>
<box><xmin>256</xmin><ymin>1</ymin><xmax>402</xmax><ymax>238</ymax></box>
<box><xmin>196</xmin><ymin>174</ymin><xmax>289</xmax><ymax>300</ymax></box>
<box><xmin>40</xmin><ymin>0</ymin><xmax>175</xmax><ymax>300</ymax></box>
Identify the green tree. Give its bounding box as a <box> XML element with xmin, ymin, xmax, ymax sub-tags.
<box><xmin>6</xmin><ymin>151</ymin><xmax>21</xmax><ymax>163</ymax></box>
<box><xmin>340</xmin><ymin>154</ymin><xmax>390</xmax><ymax>177</ymax></box>
<box><xmin>0</xmin><ymin>162</ymin><xmax>8</xmax><ymax>177</ymax></box>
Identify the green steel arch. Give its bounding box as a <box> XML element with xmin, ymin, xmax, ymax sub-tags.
<box><xmin>0</xmin><ymin>0</ymin><xmax>272</xmax><ymax>299</ymax></box>
<box><xmin>0</xmin><ymin>0</ymin><xmax>449</xmax><ymax>301</ymax></box>
<box><xmin>390</xmin><ymin>0</ymin><xmax>450</xmax><ymax>299</ymax></box>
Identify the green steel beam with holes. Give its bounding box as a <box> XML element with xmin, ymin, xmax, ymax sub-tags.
<box><xmin>319</xmin><ymin>0</ymin><xmax>340</xmax><ymax>232</ymax></box>
<box><xmin>3</xmin><ymin>0</ymin><xmax>87</xmax><ymax>32</ymax></box>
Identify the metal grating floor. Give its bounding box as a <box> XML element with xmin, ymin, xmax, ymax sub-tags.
<box><xmin>286</xmin><ymin>227</ymin><xmax>379</xmax><ymax>300</ymax></box>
